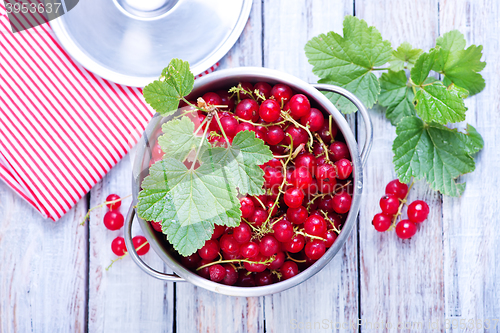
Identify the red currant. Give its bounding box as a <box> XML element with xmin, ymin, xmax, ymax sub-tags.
<box><xmin>215</xmin><ymin>90</ymin><xmax>235</xmax><ymax>111</ymax></box>
<box><xmin>132</xmin><ymin>236</ymin><xmax>150</xmax><ymax>256</ymax></box>
<box><xmin>238</xmin><ymin>82</ymin><xmax>254</xmax><ymax>99</ymax></box>
<box><xmin>202</xmin><ymin>92</ymin><xmax>222</xmax><ymax>106</ymax></box>
<box><xmin>111</xmin><ymin>236</ymin><xmax>127</xmax><ymax>256</ymax></box>
<box><xmin>282</xmin><ymin>234</ymin><xmax>305</xmax><ymax>253</ymax></box>
<box><xmin>233</xmin><ymin>222</ymin><xmax>252</xmax><ymax>243</ymax></box>
<box><xmin>385</xmin><ymin>179</ymin><xmax>408</xmax><ymax>200</ymax></box>
<box><xmin>180</xmin><ymin>253</ymin><xmax>201</xmax><ymax>269</ymax></box>
<box><xmin>268</xmin><ymin>251</ymin><xmax>285</xmax><ymax>270</ymax></box>
<box><xmin>209</xmin><ymin>264</ymin><xmax>226</xmax><ymax>282</ymax></box>
<box><xmin>280</xmin><ymin>261</ymin><xmax>299</xmax><ymax>280</ymax></box>
<box><xmin>264</xmin><ymin>167</ymin><xmax>284</xmax><ymax>190</ymax></box>
<box><xmin>407</xmin><ymin>200</ymin><xmax>429</xmax><ymax>223</ymax></box>
<box><xmin>265</xmin><ymin>200</ymin><xmax>278</xmax><ymax>216</ymax></box>
<box><xmin>265</xmin><ymin>125</ymin><xmax>285</xmax><ymax>145</ymax></box>
<box><xmin>211</xmin><ymin>225</ymin><xmax>226</xmax><ymax>240</ymax></box>
<box><xmin>259</xmin><ymin>235</ymin><xmax>280</xmax><ymax>256</ymax></box>
<box><xmin>243</xmin><ymin>254</ymin><xmax>268</xmax><ymax>273</ymax></box>
<box><xmin>220</xmin><ymin>234</ymin><xmax>240</xmax><ymax>255</ymax></box>
<box><xmin>329</xmin><ymin>141</ymin><xmax>350</xmax><ymax>161</ymax></box>
<box><xmin>284</xmin><ymin>187</ymin><xmax>304</xmax><ymax>208</ymax></box>
<box><xmin>198</xmin><ymin>240</ymin><xmax>219</xmax><ymax>261</ymax></box>
<box><xmin>151</xmin><ymin>140</ymin><xmax>165</xmax><ymax>162</ymax></box>
<box><xmin>235</xmin><ymin>122</ymin><xmax>256</xmax><ymax>134</ymax></box>
<box><xmin>271</xmin><ymin>84</ymin><xmax>293</xmax><ymax>104</ymax></box>
<box><xmin>235</xmin><ymin>99</ymin><xmax>259</xmax><ymax>121</ymax></box>
<box><xmin>395</xmin><ymin>220</ymin><xmax>417</xmax><ymax>239</ymax></box>
<box><xmin>332</xmin><ymin>191</ymin><xmax>352</xmax><ymax>214</ymax></box>
<box><xmin>239</xmin><ymin>197</ymin><xmax>255</xmax><ymax>219</ymax></box>
<box><xmin>240</xmin><ymin>241</ymin><xmax>259</xmax><ymax>258</ymax></box>
<box><xmin>283</xmin><ymin>126</ymin><xmax>308</xmax><ymax>148</ymax></box>
<box><xmin>294</xmin><ymin>153</ymin><xmax>317</xmax><ymax>174</ymax></box>
<box><xmin>324</xmin><ymin>230</ymin><xmax>337</xmax><ymax>248</ymax></box>
<box><xmin>372</xmin><ymin>213</ymin><xmax>393</xmax><ymax>232</ymax></box>
<box><xmin>305</xmin><ymin>240</ymin><xmax>326</xmax><ymax>260</ymax></box>
<box><xmin>222</xmin><ymin>264</ymin><xmax>238</xmax><ymax>285</ymax></box>
<box><xmin>335</xmin><ymin>159</ymin><xmax>352</xmax><ymax>180</ymax></box>
<box><xmin>259</xmin><ymin>99</ymin><xmax>281</xmax><ymax>122</ymax></box>
<box><xmin>237</xmin><ymin>270</ymin><xmax>256</xmax><ymax>287</ymax></box>
<box><xmin>317</xmin><ymin>195</ymin><xmax>334</xmax><ymax>213</ymax></box>
<box><xmin>318</xmin><ymin>121</ymin><xmax>338</xmax><ymax>143</ymax></box>
<box><xmin>197</xmin><ymin>260</ymin><xmax>211</xmax><ymax>279</ymax></box>
<box><xmin>254</xmin><ymin>82</ymin><xmax>272</xmax><ymax>99</ymax></box>
<box><xmin>290</xmin><ymin>167</ymin><xmax>313</xmax><ymax>189</ymax></box>
<box><xmin>288</xmin><ymin>94</ymin><xmax>311</xmax><ymax>119</ymax></box>
<box><xmin>106</xmin><ymin>194</ymin><xmax>121</xmax><ymax>210</ymax></box>
<box><xmin>219</xmin><ymin>116</ymin><xmax>238</xmax><ymax>138</ymax></box>
<box><xmin>272</xmin><ymin>219</ymin><xmax>294</xmax><ymax>242</ymax></box>
<box><xmin>150</xmin><ymin>221</ymin><xmax>162</xmax><ymax>232</ymax></box>
<box><xmin>286</xmin><ymin>206</ymin><xmax>308</xmax><ymax>225</ymax></box>
<box><xmin>304</xmin><ymin>215</ymin><xmax>327</xmax><ymax>237</ymax></box>
<box><xmin>254</xmin><ymin>270</ymin><xmax>273</xmax><ymax>286</ymax></box>
<box><xmin>300</xmin><ymin>108</ymin><xmax>324</xmax><ymax>131</ymax></box>
<box><xmin>103</xmin><ymin>211</ymin><xmax>124</xmax><ymax>230</ymax></box>
<box><xmin>380</xmin><ymin>194</ymin><xmax>400</xmax><ymax>215</ymax></box>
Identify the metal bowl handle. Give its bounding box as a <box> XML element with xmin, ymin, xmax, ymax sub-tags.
<box><xmin>124</xmin><ymin>205</ymin><xmax>185</xmax><ymax>282</ymax></box>
<box><xmin>313</xmin><ymin>84</ymin><xmax>373</xmax><ymax>167</ymax></box>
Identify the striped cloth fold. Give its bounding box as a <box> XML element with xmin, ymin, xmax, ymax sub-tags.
<box><xmin>0</xmin><ymin>4</ymin><xmax>220</xmax><ymax>221</ymax></box>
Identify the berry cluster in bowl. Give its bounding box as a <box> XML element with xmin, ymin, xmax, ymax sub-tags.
<box><xmin>148</xmin><ymin>81</ymin><xmax>355</xmax><ymax>286</ymax></box>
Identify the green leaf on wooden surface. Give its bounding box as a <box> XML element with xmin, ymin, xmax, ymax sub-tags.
<box><xmin>389</xmin><ymin>42</ymin><xmax>423</xmax><ymax>71</ymax></box>
<box><xmin>143</xmin><ymin>59</ymin><xmax>195</xmax><ymax>116</ymax></box>
<box><xmin>305</xmin><ymin>15</ymin><xmax>392</xmax><ymax>113</ymax></box>
<box><xmin>379</xmin><ymin>70</ymin><xmax>416</xmax><ymax>125</ymax></box>
<box><xmin>392</xmin><ymin>116</ymin><xmax>477</xmax><ymax>197</ymax></box>
<box><xmin>414</xmin><ymin>81</ymin><xmax>468</xmax><ymax>124</ymax></box>
<box><xmin>433</xmin><ymin>30</ymin><xmax>486</xmax><ymax>95</ymax></box>
<box><xmin>410</xmin><ymin>49</ymin><xmax>439</xmax><ymax>86</ymax></box>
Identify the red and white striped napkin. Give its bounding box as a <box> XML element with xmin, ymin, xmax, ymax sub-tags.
<box><xmin>0</xmin><ymin>4</ymin><xmax>218</xmax><ymax>221</ymax></box>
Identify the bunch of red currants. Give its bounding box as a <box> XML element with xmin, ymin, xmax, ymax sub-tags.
<box><xmin>372</xmin><ymin>179</ymin><xmax>430</xmax><ymax>239</ymax></box>
<box><xmin>148</xmin><ymin>81</ymin><xmax>355</xmax><ymax>286</ymax></box>
<box><xmin>102</xmin><ymin>194</ymin><xmax>150</xmax><ymax>257</ymax></box>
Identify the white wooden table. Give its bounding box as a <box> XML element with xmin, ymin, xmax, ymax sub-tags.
<box><xmin>2</xmin><ymin>0</ymin><xmax>499</xmax><ymax>332</ymax></box>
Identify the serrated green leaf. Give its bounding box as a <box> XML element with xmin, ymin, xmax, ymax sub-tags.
<box><xmin>461</xmin><ymin>124</ymin><xmax>484</xmax><ymax>154</ymax></box>
<box><xmin>433</xmin><ymin>30</ymin><xmax>486</xmax><ymax>95</ymax></box>
<box><xmin>203</xmin><ymin>131</ymin><xmax>273</xmax><ymax>196</ymax></box>
<box><xmin>158</xmin><ymin>117</ymin><xmax>202</xmax><ymax>160</ymax></box>
<box><xmin>305</xmin><ymin>15</ymin><xmax>392</xmax><ymax>113</ymax></box>
<box><xmin>143</xmin><ymin>59</ymin><xmax>195</xmax><ymax>116</ymax></box>
<box><xmin>393</xmin><ymin>116</ymin><xmax>476</xmax><ymax>197</ymax></box>
<box><xmin>137</xmin><ymin>158</ymin><xmax>241</xmax><ymax>255</ymax></box>
<box><xmin>389</xmin><ymin>42</ymin><xmax>423</xmax><ymax>71</ymax></box>
<box><xmin>379</xmin><ymin>70</ymin><xmax>416</xmax><ymax>125</ymax></box>
<box><xmin>410</xmin><ymin>49</ymin><xmax>439</xmax><ymax>86</ymax></box>
<box><xmin>414</xmin><ymin>81</ymin><xmax>468</xmax><ymax>124</ymax></box>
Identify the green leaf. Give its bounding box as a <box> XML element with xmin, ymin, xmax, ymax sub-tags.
<box><xmin>461</xmin><ymin>124</ymin><xmax>484</xmax><ymax>154</ymax></box>
<box><xmin>414</xmin><ymin>81</ymin><xmax>468</xmax><ymax>124</ymax></box>
<box><xmin>433</xmin><ymin>30</ymin><xmax>486</xmax><ymax>95</ymax></box>
<box><xmin>393</xmin><ymin>116</ymin><xmax>476</xmax><ymax>197</ymax></box>
<box><xmin>389</xmin><ymin>42</ymin><xmax>423</xmax><ymax>71</ymax></box>
<box><xmin>410</xmin><ymin>49</ymin><xmax>439</xmax><ymax>86</ymax></box>
<box><xmin>137</xmin><ymin>158</ymin><xmax>242</xmax><ymax>255</ymax></box>
<box><xmin>203</xmin><ymin>131</ymin><xmax>273</xmax><ymax>196</ymax></box>
<box><xmin>305</xmin><ymin>15</ymin><xmax>392</xmax><ymax>113</ymax></box>
<box><xmin>143</xmin><ymin>59</ymin><xmax>195</xmax><ymax>116</ymax></box>
<box><xmin>379</xmin><ymin>70</ymin><xmax>416</xmax><ymax>125</ymax></box>
<box><xmin>158</xmin><ymin>117</ymin><xmax>202</xmax><ymax>160</ymax></box>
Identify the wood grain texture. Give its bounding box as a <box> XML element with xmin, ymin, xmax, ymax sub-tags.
<box><xmin>0</xmin><ymin>182</ymin><xmax>87</xmax><ymax>332</ymax></box>
<box><xmin>87</xmin><ymin>153</ymin><xmax>174</xmax><ymax>333</ymax></box>
<box><xmin>439</xmin><ymin>1</ymin><xmax>500</xmax><ymax>331</ymax></box>
<box><xmin>175</xmin><ymin>1</ymin><xmax>265</xmax><ymax>332</ymax></box>
<box><xmin>355</xmin><ymin>1</ymin><xmax>446</xmax><ymax>331</ymax></box>
<box><xmin>262</xmin><ymin>1</ymin><xmax>359</xmax><ymax>332</ymax></box>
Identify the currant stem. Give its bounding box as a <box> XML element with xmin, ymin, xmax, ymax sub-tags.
<box><xmin>214</xmin><ymin>112</ymin><xmax>231</xmax><ymax>146</ymax></box>
<box><xmin>105</xmin><ymin>240</ymin><xmax>149</xmax><ymax>271</ymax></box>
<box><xmin>81</xmin><ymin>194</ymin><xmax>132</xmax><ymax>226</ymax></box>
<box><xmin>195</xmin><ymin>255</ymin><xmax>275</xmax><ymax>271</ymax></box>
<box><xmin>190</xmin><ymin>115</ymin><xmax>211</xmax><ymax>171</ymax></box>
<box><xmin>285</xmin><ymin>252</ymin><xmax>306</xmax><ymax>263</ymax></box>
<box><xmin>313</xmin><ymin>132</ymin><xmax>332</xmax><ymax>163</ymax></box>
<box><xmin>281</xmin><ymin>111</ymin><xmax>314</xmax><ymax>149</ymax></box>
<box><xmin>320</xmin><ymin>210</ymin><xmax>341</xmax><ymax>234</ymax></box>
<box><xmin>295</xmin><ymin>230</ymin><xmax>326</xmax><ymax>242</ymax></box>
<box><xmin>328</xmin><ymin>116</ymin><xmax>334</xmax><ymax>143</ymax></box>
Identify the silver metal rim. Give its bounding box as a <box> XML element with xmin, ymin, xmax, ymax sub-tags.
<box><xmin>49</xmin><ymin>0</ymin><xmax>253</xmax><ymax>87</ymax></box>
<box><xmin>129</xmin><ymin>67</ymin><xmax>373</xmax><ymax>296</ymax></box>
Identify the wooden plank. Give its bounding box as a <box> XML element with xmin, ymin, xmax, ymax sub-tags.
<box><xmin>0</xmin><ymin>182</ymin><xmax>87</xmax><ymax>332</ymax></box>
<box><xmin>175</xmin><ymin>1</ymin><xmax>266</xmax><ymax>332</ymax></box>
<box><xmin>262</xmin><ymin>1</ymin><xmax>359</xmax><ymax>332</ymax></box>
<box><xmin>355</xmin><ymin>1</ymin><xmax>447</xmax><ymax>331</ymax></box>
<box><xmin>87</xmin><ymin>155</ymin><xmax>175</xmax><ymax>332</ymax></box>
<box><xmin>439</xmin><ymin>1</ymin><xmax>500</xmax><ymax>331</ymax></box>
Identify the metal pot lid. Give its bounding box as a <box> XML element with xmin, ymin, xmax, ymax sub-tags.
<box><xmin>50</xmin><ymin>0</ymin><xmax>252</xmax><ymax>87</ymax></box>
